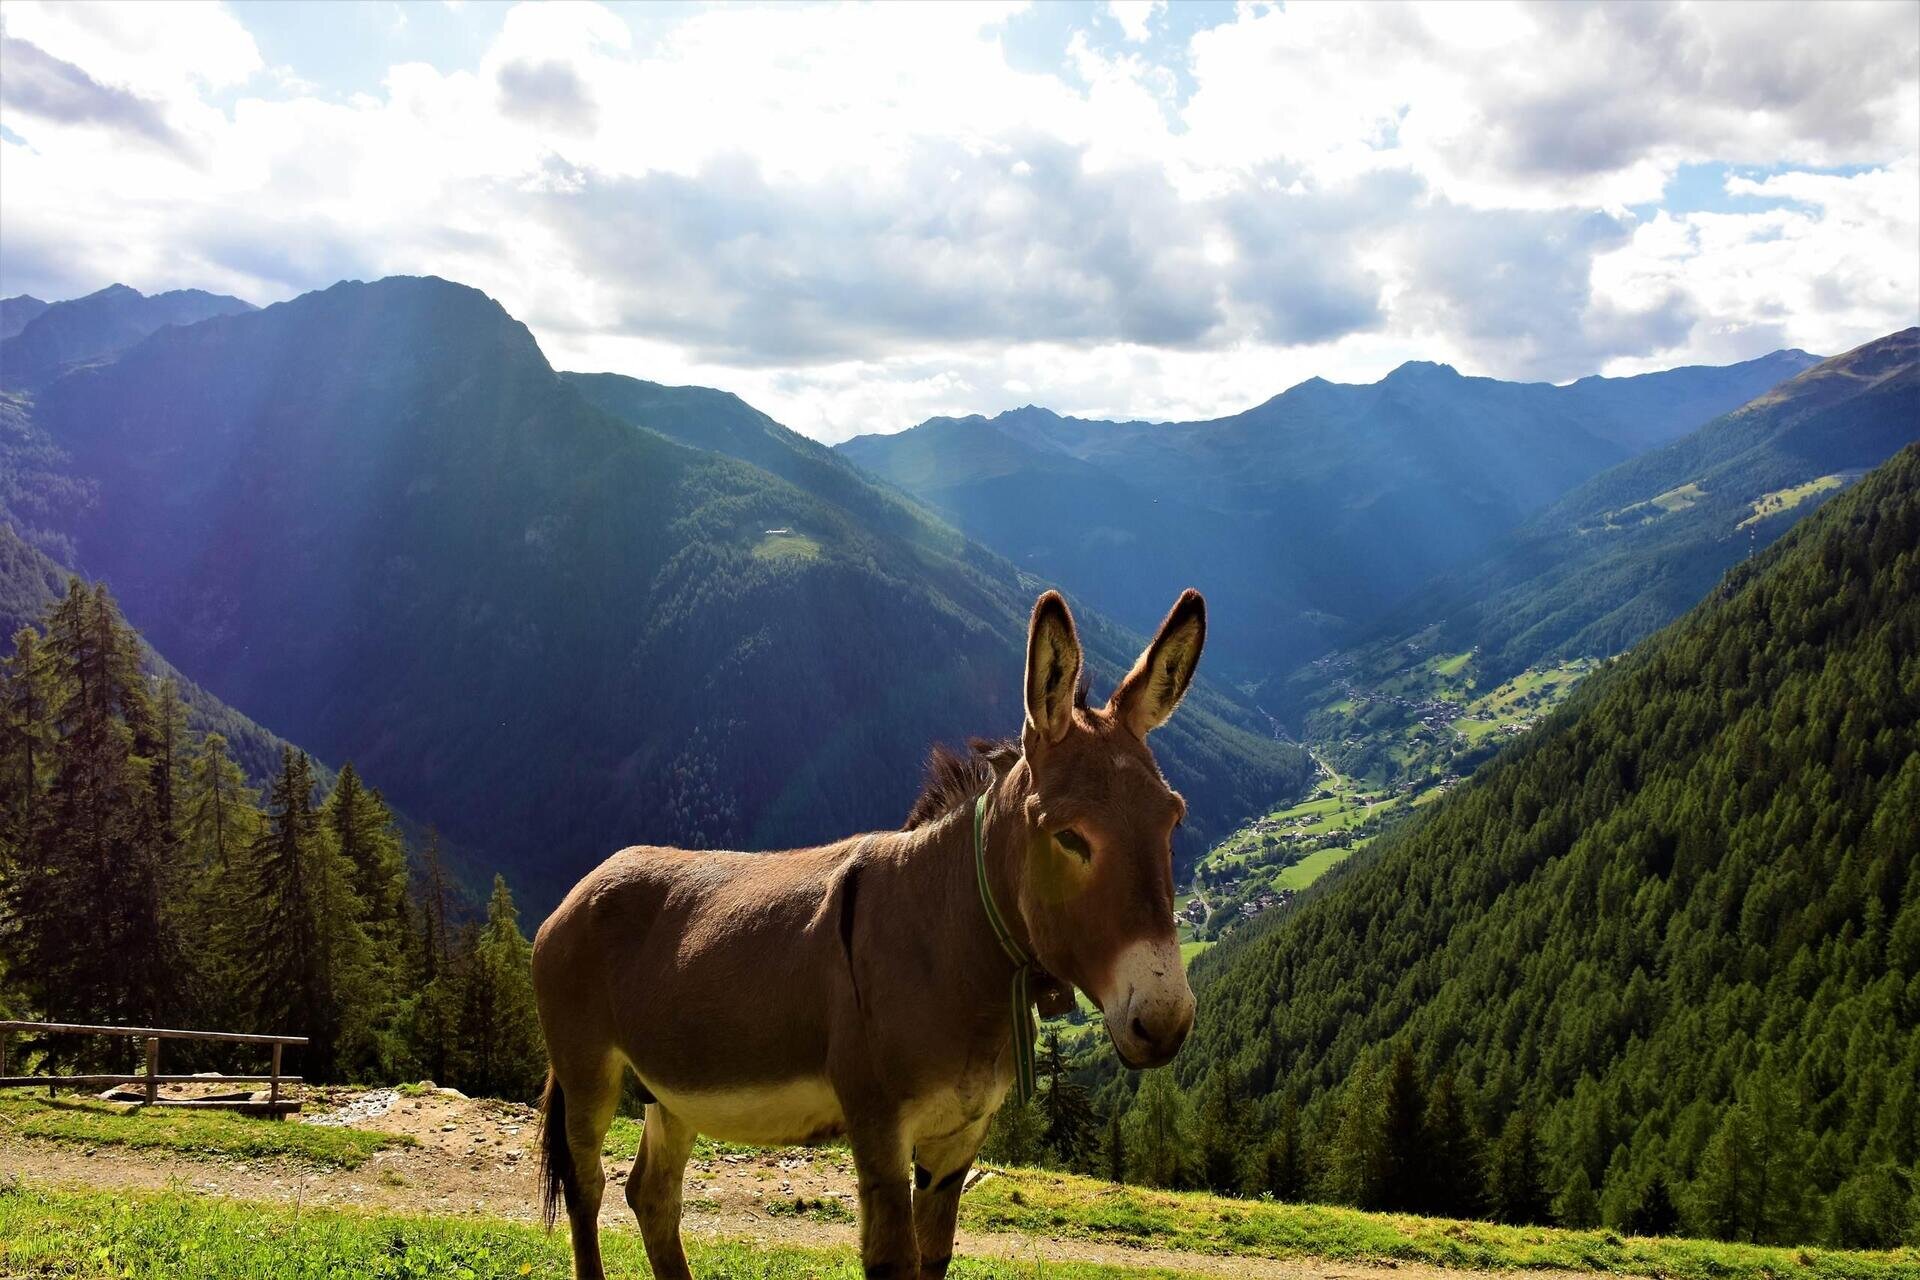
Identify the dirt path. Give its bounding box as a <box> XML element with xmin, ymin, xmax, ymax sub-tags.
<box><xmin>2</xmin><ymin>1088</ymin><xmax>1592</xmax><ymax>1280</ymax></box>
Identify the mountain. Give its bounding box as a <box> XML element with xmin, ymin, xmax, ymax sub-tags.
<box><xmin>837</xmin><ymin>350</ymin><xmax>1820</xmax><ymax>681</ymax></box>
<box><xmin>0</xmin><ymin>521</ymin><xmax>304</xmax><ymax>790</ymax></box>
<box><xmin>0</xmin><ymin>283</ymin><xmax>255</xmax><ymax>391</ymax></box>
<box><xmin>0</xmin><ymin>295</ymin><xmax>50</xmax><ymax>342</ymax></box>
<box><xmin>1178</xmin><ymin>444</ymin><xmax>1920</xmax><ymax>1242</ymax></box>
<box><xmin>13</xmin><ymin>275</ymin><xmax>1309</xmax><ymax>908</ymax></box>
<box><xmin>1291</xmin><ymin>329</ymin><xmax>1920</xmax><ymax>780</ymax></box>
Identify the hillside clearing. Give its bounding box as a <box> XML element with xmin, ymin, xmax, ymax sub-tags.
<box><xmin>1738</xmin><ymin>473</ymin><xmax>1850</xmax><ymax>528</ymax></box>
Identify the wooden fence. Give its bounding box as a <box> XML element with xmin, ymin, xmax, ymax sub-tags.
<box><xmin>0</xmin><ymin>1020</ymin><xmax>309</xmax><ymax>1117</ymax></box>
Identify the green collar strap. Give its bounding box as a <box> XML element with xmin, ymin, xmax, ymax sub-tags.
<box><xmin>973</xmin><ymin>791</ymin><xmax>1037</xmax><ymax>1106</ymax></box>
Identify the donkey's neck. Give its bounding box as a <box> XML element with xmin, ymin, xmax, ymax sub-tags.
<box><xmin>880</xmin><ymin>774</ymin><xmax>1038</xmax><ymax>1015</ymax></box>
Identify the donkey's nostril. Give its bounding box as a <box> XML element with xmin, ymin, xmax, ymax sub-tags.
<box><xmin>1131</xmin><ymin>1016</ymin><xmax>1152</xmax><ymax>1043</ymax></box>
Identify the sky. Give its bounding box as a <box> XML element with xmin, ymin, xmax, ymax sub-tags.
<box><xmin>1</xmin><ymin>1</ymin><xmax>1916</xmax><ymax>442</ymax></box>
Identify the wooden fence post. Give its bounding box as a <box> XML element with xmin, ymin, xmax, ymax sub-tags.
<box><xmin>269</xmin><ymin>1042</ymin><xmax>282</xmax><ymax>1113</ymax></box>
<box><xmin>144</xmin><ymin>1037</ymin><xmax>158</xmax><ymax>1105</ymax></box>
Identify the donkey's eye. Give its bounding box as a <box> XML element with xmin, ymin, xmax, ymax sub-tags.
<box><xmin>1055</xmin><ymin>828</ymin><xmax>1092</xmax><ymax>861</ymax></box>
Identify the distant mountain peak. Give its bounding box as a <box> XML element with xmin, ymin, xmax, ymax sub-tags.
<box><xmin>1383</xmin><ymin>359</ymin><xmax>1461</xmax><ymax>382</ymax></box>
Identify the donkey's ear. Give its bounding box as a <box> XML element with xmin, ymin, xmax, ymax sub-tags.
<box><xmin>1110</xmin><ymin>589</ymin><xmax>1205</xmax><ymax>738</ymax></box>
<box><xmin>1024</xmin><ymin>591</ymin><xmax>1082</xmax><ymax>745</ymax></box>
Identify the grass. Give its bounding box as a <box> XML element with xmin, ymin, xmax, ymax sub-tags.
<box><xmin>751</xmin><ymin>532</ymin><xmax>822</xmax><ymax>564</ymax></box>
<box><xmin>961</xmin><ymin>1167</ymin><xmax>1918</xmax><ymax>1280</ymax></box>
<box><xmin>0</xmin><ymin>1184</ymin><xmax>1213</xmax><ymax>1280</ymax></box>
<box><xmin>0</xmin><ymin>1096</ymin><xmax>409</xmax><ymax>1169</ymax></box>
<box><xmin>1740</xmin><ymin>474</ymin><xmax>1848</xmax><ymax>529</ymax></box>
<box><xmin>1590</xmin><ymin>482</ymin><xmax>1706</xmax><ymax>531</ymax></box>
<box><xmin>4</xmin><ymin>1147</ymin><xmax>1911</xmax><ymax>1280</ymax></box>
<box><xmin>1271</xmin><ymin>845</ymin><xmax>1355</xmax><ymax>889</ymax></box>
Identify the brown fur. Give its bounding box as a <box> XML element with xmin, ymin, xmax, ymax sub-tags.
<box><xmin>534</xmin><ymin>590</ymin><xmax>1207</xmax><ymax>1280</ymax></box>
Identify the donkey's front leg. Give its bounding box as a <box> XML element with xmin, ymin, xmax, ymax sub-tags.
<box><xmin>848</xmin><ymin>1115</ymin><xmax>919</xmax><ymax>1280</ymax></box>
<box><xmin>911</xmin><ymin>1120</ymin><xmax>989</xmax><ymax>1280</ymax></box>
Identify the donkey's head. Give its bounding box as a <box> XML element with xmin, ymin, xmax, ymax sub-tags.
<box><xmin>1011</xmin><ymin>588</ymin><xmax>1203</xmax><ymax>1069</ymax></box>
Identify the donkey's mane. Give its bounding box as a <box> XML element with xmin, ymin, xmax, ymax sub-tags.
<box><xmin>902</xmin><ymin>738</ymin><xmax>1012</xmax><ymax>830</ymax></box>
<box><xmin>903</xmin><ymin>674</ymin><xmax>1092</xmax><ymax>830</ymax></box>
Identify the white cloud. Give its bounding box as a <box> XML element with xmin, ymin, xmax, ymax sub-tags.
<box><xmin>1107</xmin><ymin>1</ymin><xmax>1164</xmax><ymax>44</ymax></box>
<box><xmin>0</xmin><ymin>0</ymin><xmax>1914</xmax><ymax>440</ymax></box>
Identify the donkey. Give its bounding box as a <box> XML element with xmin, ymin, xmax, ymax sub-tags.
<box><xmin>532</xmin><ymin>588</ymin><xmax>1206</xmax><ymax>1280</ymax></box>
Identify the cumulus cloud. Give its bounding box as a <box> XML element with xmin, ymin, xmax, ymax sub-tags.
<box><xmin>0</xmin><ymin>0</ymin><xmax>1913</xmax><ymax>439</ymax></box>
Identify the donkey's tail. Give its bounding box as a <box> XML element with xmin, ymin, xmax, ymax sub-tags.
<box><xmin>537</xmin><ymin>1069</ymin><xmax>575</xmax><ymax>1231</ymax></box>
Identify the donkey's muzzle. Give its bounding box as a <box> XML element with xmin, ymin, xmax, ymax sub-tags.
<box><xmin>1102</xmin><ymin>938</ymin><xmax>1196</xmax><ymax>1069</ymax></box>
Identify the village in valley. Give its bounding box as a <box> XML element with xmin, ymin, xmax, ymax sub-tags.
<box><xmin>1174</xmin><ymin>640</ymin><xmax>1603</xmax><ymax>952</ymax></box>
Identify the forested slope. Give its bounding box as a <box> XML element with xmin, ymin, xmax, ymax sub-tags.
<box><xmin>1181</xmin><ymin>445</ymin><xmax>1920</xmax><ymax>1246</ymax></box>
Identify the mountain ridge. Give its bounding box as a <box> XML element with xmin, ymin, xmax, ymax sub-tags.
<box><xmin>839</xmin><ymin>347</ymin><xmax>1821</xmax><ymax>678</ymax></box>
<box><xmin>0</xmin><ymin>282</ymin><xmax>256</xmax><ymax>391</ymax></box>
<box><xmin>11</xmin><ymin>274</ymin><xmax>1310</xmax><ymax>910</ymax></box>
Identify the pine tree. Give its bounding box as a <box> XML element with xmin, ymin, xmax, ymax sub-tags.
<box><xmin>984</xmin><ymin>1092</ymin><xmax>1047</xmax><ymax>1167</ymax></box>
<box><xmin>1194</xmin><ymin>1066</ymin><xmax>1247</xmax><ymax>1193</ymax></box>
<box><xmin>1556</xmin><ymin>1166</ymin><xmax>1601</xmax><ymax>1229</ymax></box>
<box><xmin>180</xmin><ymin>730</ymin><xmax>262</xmax><ymax>1027</ymax></box>
<box><xmin>407</xmin><ymin>827</ymin><xmax>460</xmax><ymax>1083</ymax></box>
<box><xmin>1125</xmin><ymin>1068</ymin><xmax>1191</xmax><ymax>1188</ymax></box>
<box><xmin>1258</xmin><ymin>1096</ymin><xmax>1308</xmax><ymax>1201</ymax></box>
<box><xmin>1691</xmin><ymin>1104</ymin><xmax>1762</xmax><ymax>1240</ymax></box>
<box><xmin>4</xmin><ymin>583</ymin><xmax>181</xmax><ymax>1045</ymax></box>
<box><xmin>1037</xmin><ymin>1030</ymin><xmax>1099</xmax><ymax>1168</ymax></box>
<box><xmin>450</xmin><ymin>875</ymin><xmax>545</xmax><ymax>1100</ymax></box>
<box><xmin>1486</xmin><ymin>1107</ymin><xmax>1552</xmax><ymax>1224</ymax></box>
<box><xmin>0</xmin><ymin>626</ymin><xmax>51</xmax><ymax>853</ymax></box>
<box><xmin>1380</xmin><ymin>1041</ymin><xmax>1426</xmax><ymax>1211</ymax></box>
<box><xmin>1323</xmin><ymin>1056</ymin><xmax>1388</xmax><ymax>1208</ymax></box>
<box><xmin>1103</xmin><ymin>1104</ymin><xmax>1126</xmax><ymax>1184</ymax></box>
<box><xmin>244</xmin><ymin>748</ymin><xmax>372</xmax><ymax>1081</ymax></box>
<box><xmin>323</xmin><ymin>763</ymin><xmax>410</xmax><ymax>1076</ymax></box>
<box><xmin>1422</xmin><ymin>1071</ymin><xmax>1485</xmax><ymax>1218</ymax></box>
<box><xmin>1628</xmin><ymin>1170</ymin><xmax>1681</xmax><ymax>1238</ymax></box>
<box><xmin>1742</xmin><ymin>1056</ymin><xmax>1813</xmax><ymax>1243</ymax></box>
<box><xmin>324</xmin><ymin>762</ymin><xmax>407</xmax><ymax>943</ymax></box>
<box><xmin>123</xmin><ymin>676</ymin><xmax>191</xmax><ymax>1026</ymax></box>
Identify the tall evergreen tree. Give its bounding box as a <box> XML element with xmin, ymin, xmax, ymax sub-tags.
<box><xmin>1194</xmin><ymin>1066</ymin><xmax>1248</xmax><ymax>1193</ymax></box>
<box><xmin>1380</xmin><ymin>1042</ymin><xmax>1427</xmax><ymax>1211</ymax></box>
<box><xmin>1038</xmin><ymin>1030</ymin><xmax>1099</xmax><ymax>1168</ymax></box>
<box><xmin>1486</xmin><ymin>1107</ymin><xmax>1553</xmax><ymax>1225</ymax></box>
<box><xmin>1556</xmin><ymin>1167</ymin><xmax>1601</xmax><ymax>1229</ymax></box>
<box><xmin>1103</xmin><ymin>1104</ymin><xmax>1127</xmax><ymax>1184</ymax></box>
<box><xmin>179</xmin><ymin>730</ymin><xmax>262</xmax><ymax>1026</ymax></box>
<box><xmin>408</xmin><ymin>827</ymin><xmax>460</xmax><ymax>1083</ymax></box>
<box><xmin>1323</xmin><ymin>1057</ymin><xmax>1388</xmax><ymax>1208</ymax></box>
<box><xmin>1126</xmin><ymin>1068</ymin><xmax>1192</xmax><ymax>1188</ymax></box>
<box><xmin>1257</xmin><ymin>1097</ymin><xmax>1308</xmax><ymax>1202</ymax></box>
<box><xmin>1422</xmin><ymin>1071</ymin><xmax>1485</xmax><ymax>1218</ymax></box>
<box><xmin>0</xmin><ymin>626</ymin><xmax>51</xmax><ymax>852</ymax></box>
<box><xmin>244</xmin><ymin>748</ymin><xmax>372</xmax><ymax>1081</ymax></box>
<box><xmin>3</xmin><ymin>583</ymin><xmax>185</xmax><ymax>1044</ymax></box>
<box><xmin>450</xmin><ymin>875</ymin><xmax>545</xmax><ymax>1100</ymax></box>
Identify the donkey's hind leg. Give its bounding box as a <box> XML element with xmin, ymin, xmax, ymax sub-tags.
<box><xmin>624</xmin><ymin>1102</ymin><xmax>696</xmax><ymax>1280</ymax></box>
<box><xmin>554</xmin><ymin>1057</ymin><xmax>624</xmax><ymax>1280</ymax></box>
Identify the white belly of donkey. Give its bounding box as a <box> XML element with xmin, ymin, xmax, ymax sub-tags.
<box><xmin>645</xmin><ymin>1077</ymin><xmax>847</xmax><ymax>1146</ymax></box>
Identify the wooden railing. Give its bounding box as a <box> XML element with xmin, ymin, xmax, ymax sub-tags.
<box><xmin>0</xmin><ymin>1020</ymin><xmax>309</xmax><ymax>1117</ymax></box>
